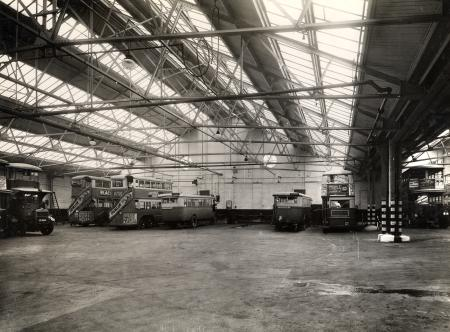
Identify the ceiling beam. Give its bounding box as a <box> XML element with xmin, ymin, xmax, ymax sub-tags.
<box><xmin>6</xmin><ymin>14</ymin><xmax>448</xmax><ymax>52</ymax></box>
<box><xmin>59</xmin><ymin>125</ymin><xmax>394</xmax><ymax>131</ymax></box>
<box><xmin>150</xmin><ymin>139</ymin><xmax>371</xmax><ymax>146</ymax></box>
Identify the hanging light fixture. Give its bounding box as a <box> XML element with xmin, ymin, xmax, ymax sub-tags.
<box><xmin>122</xmin><ymin>54</ymin><xmax>137</xmax><ymax>70</ymax></box>
<box><xmin>216</xmin><ymin>128</ymin><xmax>221</xmax><ymax>135</ymax></box>
<box><xmin>88</xmin><ymin>137</ymin><xmax>97</xmax><ymax>146</ymax></box>
<box><xmin>122</xmin><ymin>41</ymin><xmax>136</xmax><ymax>71</ymax></box>
<box><xmin>244</xmin><ymin>155</ymin><xmax>248</xmax><ymax>162</ymax></box>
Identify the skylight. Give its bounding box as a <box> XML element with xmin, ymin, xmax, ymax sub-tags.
<box><xmin>262</xmin><ymin>0</ymin><xmax>367</xmax><ymax>157</ymax></box>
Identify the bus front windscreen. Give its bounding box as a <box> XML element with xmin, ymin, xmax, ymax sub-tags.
<box><xmin>329</xmin><ymin>199</ymin><xmax>350</xmax><ymax>209</ymax></box>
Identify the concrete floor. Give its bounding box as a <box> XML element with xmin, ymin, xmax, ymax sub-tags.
<box><xmin>1</xmin><ymin>224</ymin><xmax>450</xmax><ymax>332</ymax></box>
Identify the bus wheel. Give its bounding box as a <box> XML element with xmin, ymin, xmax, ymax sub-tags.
<box><xmin>148</xmin><ymin>216</ymin><xmax>156</xmax><ymax>228</ymax></box>
<box><xmin>40</xmin><ymin>223</ymin><xmax>54</xmax><ymax>236</ymax></box>
<box><xmin>3</xmin><ymin>224</ymin><xmax>12</xmax><ymax>237</ymax></box>
<box><xmin>17</xmin><ymin>223</ymin><xmax>27</xmax><ymax>236</ymax></box>
<box><xmin>138</xmin><ymin>218</ymin><xmax>146</xmax><ymax>230</ymax></box>
<box><xmin>210</xmin><ymin>216</ymin><xmax>217</xmax><ymax>225</ymax></box>
<box><xmin>191</xmin><ymin>216</ymin><xmax>198</xmax><ymax>229</ymax></box>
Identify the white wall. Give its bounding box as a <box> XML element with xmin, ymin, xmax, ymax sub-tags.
<box><xmin>147</xmin><ymin>129</ymin><xmax>341</xmax><ymax>208</ymax></box>
<box><xmin>51</xmin><ymin>176</ymin><xmax>72</xmax><ymax>208</ymax></box>
<box><xmin>35</xmin><ymin>125</ymin><xmax>371</xmax><ymax>210</ymax></box>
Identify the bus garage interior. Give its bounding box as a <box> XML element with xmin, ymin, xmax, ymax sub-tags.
<box><xmin>0</xmin><ymin>0</ymin><xmax>450</xmax><ymax>331</ymax></box>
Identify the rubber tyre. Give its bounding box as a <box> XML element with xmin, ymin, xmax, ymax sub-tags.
<box><xmin>3</xmin><ymin>225</ymin><xmax>12</xmax><ymax>238</ymax></box>
<box><xmin>210</xmin><ymin>216</ymin><xmax>217</xmax><ymax>225</ymax></box>
<box><xmin>17</xmin><ymin>222</ymin><xmax>27</xmax><ymax>236</ymax></box>
<box><xmin>40</xmin><ymin>223</ymin><xmax>54</xmax><ymax>236</ymax></box>
<box><xmin>138</xmin><ymin>218</ymin><xmax>146</xmax><ymax>230</ymax></box>
<box><xmin>191</xmin><ymin>216</ymin><xmax>198</xmax><ymax>229</ymax></box>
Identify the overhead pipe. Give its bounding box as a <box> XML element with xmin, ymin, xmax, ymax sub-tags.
<box><xmin>6</xmin><ymin>14</ymin><xmax>449</xmax><ymax>53</ymax></box>
<box><xmin>59</xmin><ymin>158</ymin><xmax>358</xmax><ymax>173</ymax></box>
<box><xmin>14</xmin><ymin>80</ymin><xmax>376</xmax><ymax>109</ymax></box>
<box><xmin>3</xmin><ymin>81</ymin><xmax>398</xmax><ymax>119</ymax></box>
<box><xmin>129</xmin><ymin>139</ymin><xmax>370</xmax><ymax>146</ymax></box>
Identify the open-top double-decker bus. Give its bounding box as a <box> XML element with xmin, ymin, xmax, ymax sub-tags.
<box><xmin>159</xmin><ymin>193</ymin><xmax>216</xmax><ymax>228</ymax></box>
<box><xmin>321</xmin><ymin>170</ymin><xmax>360</xmax><ymax>232</ymax></box>
<box><xmin>109</xmin><ymin>175</ymin><xmax>172</xmax><ymax>229</ymax></box>
<box><xmin>68</xmin><ymin>175</ymin><xmax>112</xmax><ymax>226</ymax></box>
<box><xmin>2</xmin><ymin>162</ymin><xmax>54</xmax><ymax>236</ymax></box>
<box><xmin>272</xmin><ymin>192</ymin><xmax>312</xmax><ymax>232</ymax></box>
<box><xmin>401</xmin><ymin>165</ymin><xmax>449</xmax><ymax>228</ymax></box>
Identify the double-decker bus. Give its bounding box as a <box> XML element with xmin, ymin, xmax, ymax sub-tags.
<box><xmin>444</xmin><ymin>173</ymin><xmax>450</xmax><ymax>207</ymax></box>
<box><xmin>272</xmin><ymin>192</ymin><xmax>312</xmax><ymax>232</ymax></box>
<box><xmin>68</xmin><ymin>175</ymin><xmax>112</xmax><ymax>226</ymax></box>
<box><xmin>109</xmin><ymin>175</ymin><xmax>172</xmax><ymax>229</ymax></box>
<box><xmin>321</xmin><ymin>170</ymin><xmax>360</xmax><ymax>232</ymax></box>
<box><xmin>0</xmin><ymin>159</ymin><xmax>11</xmax><ymax>235</ymax></box>
<box><xmin>159</xmin><ymin>193</ymin><xmax>216</xmax><ymax>228</ymax></box>
<box><xmin>401</xmin><ymin>165</ymin><xmax>449</xmax><ymax>228</ymax></box>
<box><xmin>3</xmin><ymin>163</ymin><xmax>54</xmax><ymax>236</ymax></box>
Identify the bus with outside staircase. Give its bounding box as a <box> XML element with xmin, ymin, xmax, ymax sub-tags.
<box><xmin>68</xmin><ymin>175</ymin><xmax>112</xmax><ymax>226</ymax></box>
<box><xmin>109</xmin><ymin>175</ymin><xmax>172</xmax><ymax>229</ymax></box>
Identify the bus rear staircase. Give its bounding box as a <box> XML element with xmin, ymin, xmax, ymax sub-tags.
<box><xmin>109</xmin><ymin>188</ymin><xmax>133</xmax><ymax>220</ymax></box>
<box><xmin>68</xmin><ymin>188</ymin><xmax>91</xmax><ymax>217</ymax></box>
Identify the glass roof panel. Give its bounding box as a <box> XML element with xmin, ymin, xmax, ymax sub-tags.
<box><xmin>262</xmin><ymin>0</ymin><xmax>366</xmax><ymax>156</ymax></box>
<box><xmin>0</xmin><ymin>125</ymin><xmax>136</xmax><ymax>169</ymax></box>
